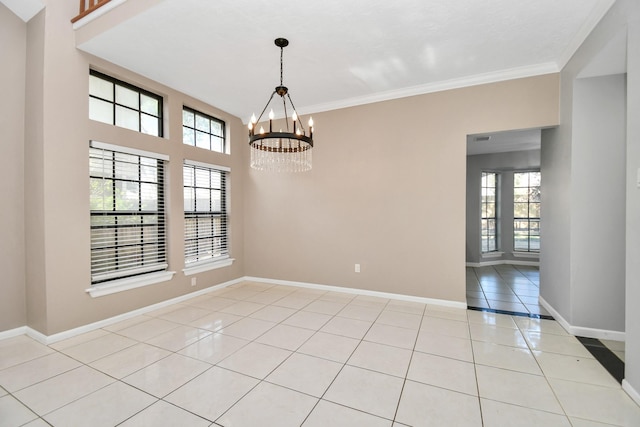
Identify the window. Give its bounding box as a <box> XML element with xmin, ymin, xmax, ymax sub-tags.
<box><xmin>89</xmin><ymin>142</ymin><xmax>167</xmax><ymax>284</ymax></box>
<box><xmin>183</xmin><ymin>162</ymin><xmax>229</xmax><ymax>266</ymax></box>
<box><xmin>514</xmin><ymin>171</ymin><xmax>541</xmax><ymax>252</ymax></box>
<box><xmin>89</xmin><ymin>70</ymin><xmax>163</xmax><ymax>137</ymax></box>
<box><xmin>481</xmin><ymin>172</ymin><xmax>499</xmax><ymax>252</ymax></box>
<box><xmin>182</xmin><ymin>106</ymin><xmax>226</xmax><ymax>153</ymax></box>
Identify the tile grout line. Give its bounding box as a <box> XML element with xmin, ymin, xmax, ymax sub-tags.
<box><xmin>299</xmin><ymin>295</ymin><xmax>394</xmax><ymax>425</ymax></box>
<box><xmin>389</xmin><ymin>301</ymin><xmax>428</xmax><ymax>425</ymax></box>
<box><xmin>517</xmin><ymin>313</ymin><xmax>572</xmax><ymax>422</ymax></box>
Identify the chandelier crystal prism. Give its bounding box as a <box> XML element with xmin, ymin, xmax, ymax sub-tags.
<box><xmin>248</xmin><ymin>38</ymin><xmax>314</xmax><ymax>172</ymax></box>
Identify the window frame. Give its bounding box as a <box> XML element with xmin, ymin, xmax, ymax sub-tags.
<box><xmin>89</xmin><ymin>141</ymin><xmax>169</xmax><ymax>288</ymax></box>
<box><xmin>182</xmin><ymin>106</ymin><xmax>226</xmax><ymax>153</ymax></box>
<box><xmin>89</xmin><ymin>70</ymin><xmax>164</xmax><ymax>137</ymax></box>
<box><xmin>480</xmin><ymin>171</ymin><xmax>499</xmax><ymax>253</ymax></box>
<box><xmin>513</xmin><ymin>170</ymin><xmax>541</xmax><ymax>253</ymax></box>
<box><xmin>183</xmin><ymin>160</ymin><xmax>231</xmax><ymax>273</ymax></box>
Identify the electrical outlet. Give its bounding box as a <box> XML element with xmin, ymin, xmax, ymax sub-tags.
<box><xmin>191</xmin><ymin>277</ymin><xmax>197</xmax><ymax>287</ymax></box>
<box><xmin>355</xmin><ymin>263</ymin><xmax>361</xmax><ymax>273</ymax></box>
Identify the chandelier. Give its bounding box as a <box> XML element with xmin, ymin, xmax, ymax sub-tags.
<box><xmin>248</xmin><ymin>38</ymin><xmax>314</xmax><ymax>172</ymax></box>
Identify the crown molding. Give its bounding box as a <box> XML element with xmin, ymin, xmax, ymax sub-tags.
<box><xmin>298</xmin><ymin>62</ymin><xmax>560</xmax><ymax>117</ymax></box>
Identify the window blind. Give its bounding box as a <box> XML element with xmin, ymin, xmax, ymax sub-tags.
<box><xmin>183</xmin><ymin>161</ymin><xmax>229</xmax><ymax>265</ymax></box>
<box><xmin>89</xmin><ymin>142</ymin><xmax>167</xmax><ymax>284</ymax></box>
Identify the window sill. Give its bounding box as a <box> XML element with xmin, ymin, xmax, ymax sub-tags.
<box><xmin>513</xmin><ymin>251</ymin><xmax>540</xmax><ymax>258</ymax></box>
<box><xmin>481</xmin><ymin>251</ymin><xmax>504</xmax><ymax>259</ymax></box>
<box><xmin>183</xmin><ymin>258</ymin><xmax>235</xmax><ymax>276</ymax></box>
<box><xmin>86</xmin><ymin>271</ymin><xmax>176</xmax><ymax>298</ymax></box>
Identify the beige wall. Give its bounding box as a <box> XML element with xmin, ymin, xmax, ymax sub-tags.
<box><xmin>244</xmin><ymin>74</ymin><xmax>559</xmax><ymax>302</ymax></box>
<box><xmin>2</xmin><ymin>0</ymin><xmax>558</xmax><ymax>335</ymax></box>
<box><xmin>19</xmin><ymin>0</ymin><xmax>245</xmax><ymax>335</ymax></box>
<box><xmin>0</xmin><ymin>3</ymin><xmax>27</xmax><ymax>330</ymax></box>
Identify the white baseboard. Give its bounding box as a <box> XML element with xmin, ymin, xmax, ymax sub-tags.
<box><xmin>21</xmin><ymin>277</ymin><xmax>244</xmax><ymax>345</ymax></box>
<box><xmin>1</xmin><ymin>275</ymin><xmax>466</xmax><ymax>345</ymax></box>
<box><xmin>622</xmin><ymin>380</ymin><xmax>640</xmax><ymax>406</ymax></box>
<box><xmin>0</xmin><ymin>326</ymin><xmax>28</xmax><ymax>341</ymax></box>
<box><xmin>244</xmin><ymin>276</ymin><xmax>467</xmax><ymax>309</ymax></box>
<box><xmin>466</xmin><ymin>259</ymin><xmax>539</xmax><ymax>268</ymax></box>
<box><xmin>538</xmin><ymin>296</ymin><xmax>625</xmax><ymax>341</ymax></box>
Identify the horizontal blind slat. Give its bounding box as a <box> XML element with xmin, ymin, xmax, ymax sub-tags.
<box><xmin>90</xmin><ymin>145</ymin><xmax>167</xmax><ymax>284</ymax></box>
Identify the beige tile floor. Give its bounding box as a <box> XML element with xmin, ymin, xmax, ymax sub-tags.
<box><xmin>466</xmin><ymin>265</ymin><xmax>550</xmax><ymax>316</ymax></box>
<box><xmin>467</xmin><ymin>265</ymin><xmax>627</xmax><ymax>363</ymax></box>
<box><xmin>1</xmin><ymin>281</ymin><xmax>639</xmax><ymax>426</ymax></box>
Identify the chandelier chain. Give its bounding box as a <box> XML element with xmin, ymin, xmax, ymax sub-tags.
<box><xmin>280</xmin><ymin>45</ymin><xmax>284</xmax><ymax>87</ymax></box>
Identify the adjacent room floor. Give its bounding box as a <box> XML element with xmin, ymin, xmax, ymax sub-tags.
<box><xmin>466</xmin><ymin>264</ymin><xmax>550</xmax><ymax>316</ymax></box>
<box><xmin>1</xmin><ymin>280</ymin><xmax>639</xmax><ymax>426</ymax></box>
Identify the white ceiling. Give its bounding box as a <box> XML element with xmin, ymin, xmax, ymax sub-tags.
<box><xmin>467</xmin><ymin>129</ymin><xmax>541</xmax><ymax>156</ymax></box>
<box><xmin>0</xmin><ymin>0</ymin><xmax>43</xmax><ymax>21</ymax></box>
<box><xmin>73</xmin><ymin>0</ymin><xmax>615</xmax><ymax>123</ymax></box>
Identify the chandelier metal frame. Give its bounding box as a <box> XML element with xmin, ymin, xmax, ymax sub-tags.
<box><xmin>248</xmin><ymin>38</ymin><xmax>314</xmax><ymax>172</ymax></box>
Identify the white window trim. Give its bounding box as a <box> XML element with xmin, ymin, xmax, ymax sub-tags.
<box><xmin>183</xmin><ymin>257</ymin><xmax>235</xmax><ymax>276</ymax></box>
<box><xmin>183</xmin><ymin>159</ymin><xmax>230</xmax><ymax>172</ymax></box>
<box><xmin>86</xmin><ymin>270</ymin><xmax>176</xmax><ymax>298</ymax></box>
<box><xmin>90</xmin><ymin>140</ymin><xmax>169</xmax><ymax>161</ymax></box>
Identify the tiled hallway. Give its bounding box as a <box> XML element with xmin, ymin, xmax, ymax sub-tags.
<box><xmin>466</xmin><ymin>265</ymin><xmax>550</xmax><ymax>316</ymax></box>
<box><xmin>1</xmin><ymin>280</ymin><xmax>639</xmax><ymax>426</ymax></box>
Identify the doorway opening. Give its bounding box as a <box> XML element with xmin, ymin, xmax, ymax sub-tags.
<box><xmin>465</xmin><ymin>129</ymin><xmax>545</xmax><ymax>317</ymax></box>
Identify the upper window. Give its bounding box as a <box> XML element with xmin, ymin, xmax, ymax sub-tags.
<box><xmin>183</xmin><ymin>162</ymin><xmax>229</xmax><ymax>266</ymax></box>
<box><xmin>89</xmin><ymin>142</ymin><xmax>167</xmax><ymax>284</ymax></box>
<box><xmin>89</xmin><ymin>70</ymin><xmax>163</xmax><ymax>137</ymax></box>
<box><xmin>514</xmin><ymin>171</ymin><xmax>541</xmax><ymax>252</ymax></box>
<box><xmin>182</xmin><ymin>107</ymin><xmax>226</xmax><ymax>153</ymax></box>
<box><xmin>481</xmin><ymin>172</ymin><xmax>499</xmax><ymax>253</ymax></box>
